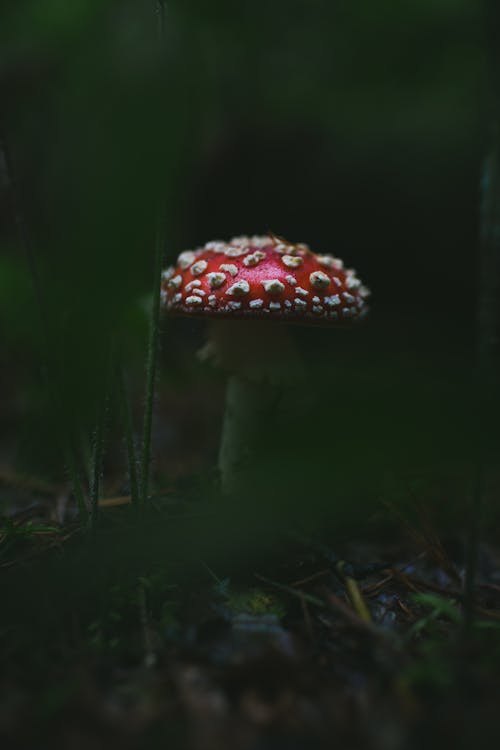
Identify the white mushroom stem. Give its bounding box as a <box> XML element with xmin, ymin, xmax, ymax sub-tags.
<box><xmin>199</xmin><ymin>320</ymin><xmax>305</xmax><ymax>495</ymax></box>
<box><xmin>219</xmin><ymin>377</ymin><xmax>282</xmax><ymax>495</ymax></box>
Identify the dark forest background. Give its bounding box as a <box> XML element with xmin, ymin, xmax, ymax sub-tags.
<box><xmin>1</xmin><ymin>0</ymin><xmax>499</xmax><ymax>590</ymax></box>
<box><xmin>2</xmin><ymin>3</ymin><xmax>500</xmax><ymax>749</ymax></box>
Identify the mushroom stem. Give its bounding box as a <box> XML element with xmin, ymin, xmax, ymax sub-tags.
<box><xmin>200</xmin><ymin>319</ymin><xmax>304</xmax><ymax>494</ymax></box>
<box><xmin>218</xmin><ymin>375</ymin><xmax>283</xmax><ymax>494</ymax></box>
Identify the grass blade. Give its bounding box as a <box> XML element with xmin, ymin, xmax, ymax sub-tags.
<box><xmin>139</xmin><ymin>4</ymin><xmax>167</xmax><ymax>506</ymax></box>
<box><xmin>0</xmin><ymin>126</ymin><xmax>88</xmax><ymax>523</ymax></box>
<box><xmin>139</xmin><ymin>217</ymin><xmax>164</xmax><ymax>505</ymax></box>
<box><xmin>117</xmin><ymin>362</ymin><xmax>140</xmax><ymax>506</ymax></box>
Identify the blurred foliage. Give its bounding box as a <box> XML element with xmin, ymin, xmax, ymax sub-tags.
<box><xmin>1</xmin><ymin>7</ymin><xmax>500</xmax><ymax>749</ymax></box>
<box><xmin>0</xmin><ymin>0</ymin><xmax>497</xmax><ymax>531</ymax></box>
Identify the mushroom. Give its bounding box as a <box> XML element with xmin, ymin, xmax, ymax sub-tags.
<box><xmin>161</xmin><ymin>234</ymin><xmax>370</xmax><ymax>494</ymax></box>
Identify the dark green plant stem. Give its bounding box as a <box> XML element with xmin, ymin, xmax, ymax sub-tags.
<box><xmin>139</xmin><ymin>2</ymin><xmax>166</xmax><ymax>505</ymax></box>
<box><xmin>88</xmin><ymin>398</ymin><xmax>107</xmax><ymax>528</ymax></box>
<box><xmin>0</xmin><ymin>126</ymin><xmax>88</xmax><ymax>522</ymax></box>
<box><xmin>89</xmin><ymin>345</ymin><xmax>114</xmax><ymax>528</ymax></box>
<box><xmin>140</xmin><ymin>220</ymin><xmax>164</xmax><ymax>505</ymax></box>
<box><xmin>464</xmin><ymin>151</ymin><xmax>500</xmax><ymax>630</ymax></box>
<box><xmin>80</xmin><ymin>429</ymin><xmax>93</xmax><ymax>489</ymax></box>
<box><xmin>65</xmin><ymin>432</ymin><xmax>89</xmax><ymax>522</ymax></box>
<box><xmin>157</xmin><ymin>0</ymin><xmax>166</xmax><ymax>39</ymax></box>
<box><xmin>89</xmin><ymin>404</ymin><xmax>105</xmax><ymax>529</ymax></box>
<box><xmin>117</xmin><ymin>363</ymin><xmax>140</xmax><ymax>506</ymax></box>
<box><xmin>463</xmin><ymin>2</ymin><xmax>500</xmax><ymax>631</ymax></box>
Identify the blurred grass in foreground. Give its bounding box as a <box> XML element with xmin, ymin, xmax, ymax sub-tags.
<box><xmin>0</xmin><ymin>0</ymin><xmax>496</xmax><ymax>566</ymax></box>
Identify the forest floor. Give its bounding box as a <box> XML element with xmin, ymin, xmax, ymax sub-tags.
<box><xmin>1</xmin><ymin>470</ymin><xmax>500</xmax><ymax>750</ymax></box>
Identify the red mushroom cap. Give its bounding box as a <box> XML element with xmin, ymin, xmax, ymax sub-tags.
<box><xmin>161</xmin><ymin>234</ymin><xmax>370</xmax><ymax>323</ymax></box>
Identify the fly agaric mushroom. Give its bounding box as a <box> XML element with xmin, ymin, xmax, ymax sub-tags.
<box><xmin>161</xmin><ymin>234</ymin><xmax>370</xmax><ymax>493</ymax></box>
